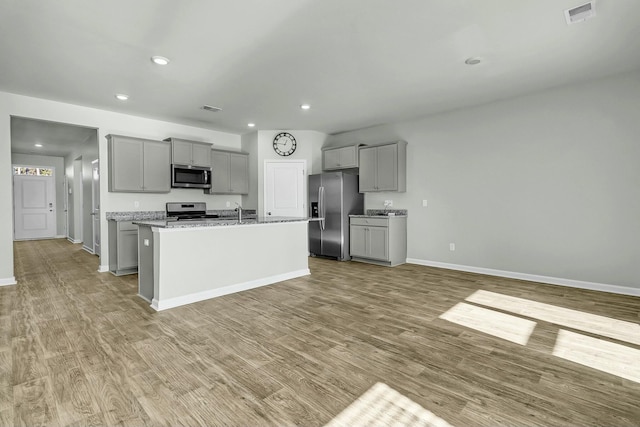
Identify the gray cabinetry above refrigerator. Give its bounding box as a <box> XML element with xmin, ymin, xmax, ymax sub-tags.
<box><xmin>322</xmin><ymin>145</ymin><xmax>361</xmax><ymax>170</ymax></box>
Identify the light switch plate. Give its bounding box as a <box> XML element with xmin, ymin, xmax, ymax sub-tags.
<box><xmin>422</xmin><ymin>199</ymin><xmax>428</xmax><ymax>207</ymax></box>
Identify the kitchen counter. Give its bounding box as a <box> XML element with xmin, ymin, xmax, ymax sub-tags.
<box><xmin>349</xmin><ymin>214</ymin><xmax>408</xmax><ymax>218</ymax></box>
<box><xmin>105</xmin><ymin>209</ymin><xmax>257</xmax><ymax>222</ymax></box>
<box><xmin>133</xmin><ymin>216</ymin><xmax>306</xmax><ymax>229</ymax></box>
<box><xmin>350</xmin><ymin>209</ymin><xmax>408</xmax><ymax>218</ymax></box>
<box><xmin>106</xmin><ymin>211</ymin><xmax>165</xmax><ymax>221</ymax></box>
<box><xmin>136</xmin><ymin>217</ymin><xmax>309</xmax><ymax>311</ymax></box>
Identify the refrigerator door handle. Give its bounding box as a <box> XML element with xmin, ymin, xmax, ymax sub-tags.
<box><xmin>319</xmin><ymin>186</ymin><xmax>325</xmax><ymax>231</ymax></box>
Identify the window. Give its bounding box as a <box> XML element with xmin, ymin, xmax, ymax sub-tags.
<box><xmin>12</xmin><ymin>166</ymin><xmax>53</xmax><ymax>176</ymax></box>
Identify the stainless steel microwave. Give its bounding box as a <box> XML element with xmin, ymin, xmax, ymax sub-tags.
<box><xmin>171</xmin><ymin>164</ymin><xmax>212</xmax><ymax>189</ymax></box>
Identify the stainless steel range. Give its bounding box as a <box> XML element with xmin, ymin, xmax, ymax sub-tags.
<box><xmin>166</xmin><ymin>202</ymin><xmax>219</xmax><ymax>221</ymax></box>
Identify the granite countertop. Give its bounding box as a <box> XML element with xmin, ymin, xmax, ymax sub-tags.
<box><xmin>350</xmin><ymin>209</ymin><xmax>408</xmax><ymax>218</ymax></box>
<box><xmin>133</xmin><ymin>216</ymin><xmax>309</xmax><ymax>229</ymax></box>
<box><xmin>106</xmin><ymin>211</ymin><xmax>165</xmax><ymax>221</ymax></box>
<box><xmin>106</xmin><ymin>209</ymin><xmax>257</xmax><ymax>222</ymax></box>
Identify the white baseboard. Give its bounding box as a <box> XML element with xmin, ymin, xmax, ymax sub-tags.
<box><xmin>67</xmin><ymin>237</ymin><xmax>82</xmax><ymax>244</ymax></box>
<box><xmin>406</xmin><ymin>258</ymin><xmax>640</xmax><ymax>297</ymax></box>
<box><xmin>151</xmin><ymin>268</ymin><xmax>311</xmax><ymax>311</ymax></box>
<box><xmin>97</xmin><ymin>265</ymin><xmax>109</xmax><ymax>273</ymax></box>
<box><xmin>0</xmin><ymin>277</ymin><xmax>17</xmax><ymax>286</ymax></box>
<box><xmin>82</xmin><ymin>245</ymin><xmax>94</xmax><ymax>254</ymax></box>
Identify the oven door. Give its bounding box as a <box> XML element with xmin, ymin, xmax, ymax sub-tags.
<box><xmin>171</xmin><ymin>164</ymin><xmax>212</xmax><ymax>188</ymax></box>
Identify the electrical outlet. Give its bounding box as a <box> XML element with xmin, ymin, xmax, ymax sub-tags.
<box><xmin>143</xmin><ymin>239</ymin><xmax>150</xmax><ymax>247</ymax></box>
<box><xmin>134</xmin><ymin>201</ymin><xmax>139</xmax><ymax>208</ymax></box>
<box><xmin>449</xmin><ymin>243</ymin><xmax>455</xmax><ymax>251</ymax></box>
<box><xmin>226</xmin><ymin>201</ymin><xmax>231</xmax><ymax>208</ymax></box>
<box><xmin>384</xmin><ymin>200</ymin><xmax>393</xmax><ymax>207</ymax></box>
<box><xmin>422</xmin><ymin>199</ymin><xmax>428</xmax><ymax>207</ymax></box>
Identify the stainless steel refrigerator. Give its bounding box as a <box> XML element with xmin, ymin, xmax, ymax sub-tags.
<box><xmin>309</xmin><ymin>172</ymin><xmax>364</xmax><ymax>260</ymax></box>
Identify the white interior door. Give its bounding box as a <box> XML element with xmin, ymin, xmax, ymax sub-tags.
<box><xmin>92</xmin><ymin>159</ymin><xmax>101</xmax><ymax>256</ymax></box>
<box><xmin>14</xmin><ymin>174</ymin><xmax>56</xmax><ymax>240</ymax></box>
<box><xmin>264</xmin><ymin>160</ymin><xmax>306</xmax><ymax>217</ymax></box>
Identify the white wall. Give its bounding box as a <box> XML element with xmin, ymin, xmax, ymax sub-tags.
<box><xmin>327</xmin><ymin>70</ymin><xmax>640</xmax><ymax>291</ymax></box>
<box><xmin>0</xmin><ymin>91</ymin><xmax>242</xmax><ymax>280</ymax></box>
<box><xmin>253</xmin><ymin>130</ymin><xmax>326</xmax><ymax>216</ymax></box>
<box><xmin>10</xmin><ymin>153</ymin><xmax>66</xmax><ymax>237</ymax></box>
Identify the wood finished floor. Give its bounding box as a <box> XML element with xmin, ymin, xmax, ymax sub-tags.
<box><xmin>2</xmin><ymin>239</ymin><xmax>640</xmax><ymax>426</ymax></box>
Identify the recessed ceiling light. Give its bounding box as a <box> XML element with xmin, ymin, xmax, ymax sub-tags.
<box><xmin>34</xmin><ymin>143</ymin><xmax>43</xmax><ymax>148</ymax></box>
<box><xmin>248</xmin><ymin>123</ymin><xmax>255</xmax><ymax>127</ymax></box>
<box><xmin>464</xmin><ymin>57</ymin><xmax>482</xmax><ymax>65</ymax></box>
<box><xmin>151</xmin><ymin>56</ymin><xmax>170</xmax><ymax>65</ymax></box>
<box><xmin>300</xmin><ymin>104</ymin><xmax>311</xmax><ymax>110</ymax></box>
<box><xmin>115</xmin><ymin>94</ymin><xmax>129</xmax><ymax>101</ymax></box>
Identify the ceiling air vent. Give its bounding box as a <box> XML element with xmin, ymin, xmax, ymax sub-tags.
<box><xmin>565</xmin><ymin>2</ymin><xmax>596</xmax><ymax>25</ymax></box>
<box><xmin>202</xmin><ymin>105</ymin><xmax>222</xmax><ymax>112</ymax></box>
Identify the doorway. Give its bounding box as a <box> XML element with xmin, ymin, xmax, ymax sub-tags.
<box><xmin>12</xmin><ymin>166</ymin><xmax>57</xmax><ymax>240</ymax></box>
<box><xmin>264</xmin><ymin>160</ymin><xmax>306</xmax><ymax>217</ymax></box>
<box><xmin>10</xmin><ymin>116</ymin><xmax>99</xmax><ymax>246</ymax></box>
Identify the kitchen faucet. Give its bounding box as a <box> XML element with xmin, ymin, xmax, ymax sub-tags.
<box><xmin>235</xmin><ymin>202</ymin><xmax>242</xmax><ymax>223</ymax></box>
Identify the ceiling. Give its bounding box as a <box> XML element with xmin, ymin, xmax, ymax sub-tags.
<box><xmin>11</xmin><ymin>117</ymin><xmax>97</xmax><ymax>158</ymax></box>
<box><xmin>2</xmin><ymin>0</ymin><xmax>640</xmax><ymax>136</ymax></box>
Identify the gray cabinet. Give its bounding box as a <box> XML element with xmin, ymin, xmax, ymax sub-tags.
<box><xmin>107</xmin><ymin>134</ymin><xmax>171</xmax><ymax>193</ymax></box>
<box><xmin>350</xmin><ymin>216</ymin><xmax>407</xmax><ymax>266</ymax></box>
<box><xmin>323</xmin><ymin>145</ymin><xmax>360</xmax><ymax>170</ymax></box>
<box><xmin>165</xmin><ymin>137</ymin><xmax>212</xmax><ymax>167</ymax></box>
<box><xmin>108</xmin><ymin>220</ymin><xmax>138</xmax><ymax>275</ymax></box>
<box><xmin>358</xmin><ymin>141</ymin><xmax>407</xmax><ymax>192</ymax></box>
<box><xmin>207</xmin><ymin>149</ymin><xmax>249</xmax><ymax>194</ymax></box>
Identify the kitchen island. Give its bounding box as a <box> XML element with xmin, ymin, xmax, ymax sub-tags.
<box><xmin>134</xmin><ymin>217</ymin><xmax>310</xmax><ymax>311</ymax></box>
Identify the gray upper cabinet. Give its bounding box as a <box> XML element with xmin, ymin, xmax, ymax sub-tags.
<box><xmin>165</xmin><ymin>137</ymin><xmax>212</xmax><ymax>167</ymax></box>
<box><xmin>206</xmin><ymin>149</ymin><xmax>249</xmax><ymax>194</ymax></box>
<box><xmin>107</xmin><ymin>134</ymin><xmax>171</xmax><ymax>193</ymax></box>
<box><xmin>323</xmin><ymin>145</ymin><xmax>360</xmax><ymax>170</ymax></box>
<box><xmin>358</xmin><ymin>141</ymin><xmax>407</xmax><ymax>192</ymax></box>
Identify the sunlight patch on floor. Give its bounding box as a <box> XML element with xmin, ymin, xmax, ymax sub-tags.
<box><xmin>553</xmin><ymin>330</ymin><xmax>640</xmax><ymax>383</ymax></box>
<box><xmin>466</xmin><ymin>290</ymin><xmax>640</xmax><ymax>346</ymax></box>
<box><xmin>439</xmin><ymin>302</ymin><xmax>537</xmax><ymax>345</ymax></box>
<box><xmin>325</xmin><ymin>382</ymin><xmax>454</xmax><ymax>427</ymax></box>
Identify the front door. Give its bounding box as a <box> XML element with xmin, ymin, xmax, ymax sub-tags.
<box><xmin>264</xmin><ymin>160</ymin><xmax>306</xmax><ymax>217</ymax></box>
<box><xmin>13</xmin><ymin>170</ymin><xmax>56</xmax><ymax>240</ymax></box>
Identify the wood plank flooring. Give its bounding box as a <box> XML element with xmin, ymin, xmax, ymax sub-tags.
<box><xmin>2</xmin><ymin>239</ymin><xmax>640</xmax><ymax>426</ymax></box>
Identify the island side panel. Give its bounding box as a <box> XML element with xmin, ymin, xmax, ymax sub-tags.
<box><xmin>137</xmin><ymin>225</ymin><xmax>154</xmax><ymax>302</ymax></box>
<box><xmin>152</xmin><ymin>221</ymin><xmax>309</xmax><ymax>310</ymax></box>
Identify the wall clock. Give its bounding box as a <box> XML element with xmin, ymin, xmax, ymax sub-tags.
<box><xmin>273</xmin><ymin>132</ymin><xmax>297</xmax><ymax>156</ymax></box>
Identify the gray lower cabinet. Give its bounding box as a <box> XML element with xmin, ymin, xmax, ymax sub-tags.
<box><xmin>108</xmin><ymin>220</ymin><xmax>138</xmax><ymax>275</ymax></box>
<box><xmin>107</xmin><ymin>134</ymin><xmax>171</xmax><ymax>193</ymax></box>
<box><xmin>349</xmin><ymin>216</ymin><xmax>407</xmax><ymax>266</ymax></box>
<box><xmin>206</xmin><ymin>150</ymin><xmax>249</xmax><ymax>194</ymax></box>
<box><xmin>358</xmin><ymin>141</ymin><xmax>407</xmax><ymax>192</ymax></box>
